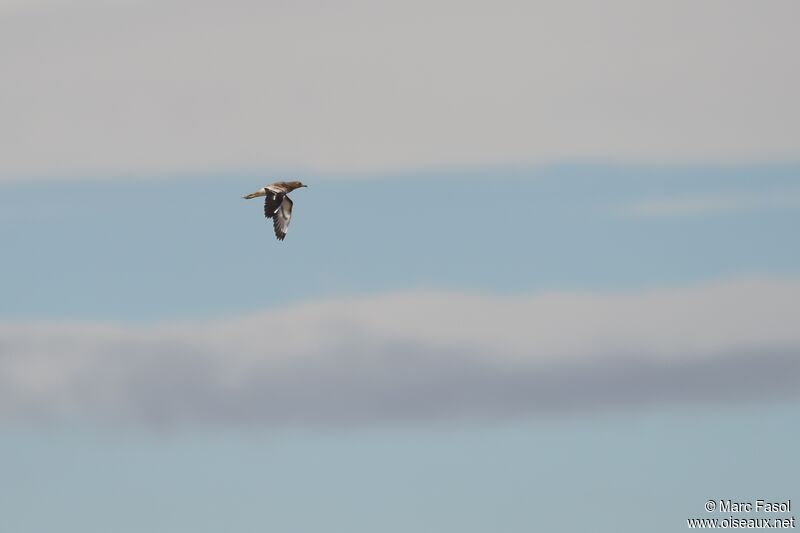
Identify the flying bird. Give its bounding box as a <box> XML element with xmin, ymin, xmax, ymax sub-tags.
<box><xmin>243</xmin><ymin>181</ymin><xmax>308</xmax><ymax>241</ymax></box>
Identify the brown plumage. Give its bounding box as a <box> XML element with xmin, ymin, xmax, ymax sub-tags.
<box><xmin>242</xmin><ymin>181</ymin><xmax>308</xmax><ymax>241</ymax></box>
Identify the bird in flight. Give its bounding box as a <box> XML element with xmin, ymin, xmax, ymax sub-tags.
<box><xmin>243</xmin><ymin>181</ymin><xmax>308</xmax><ymax>241</ymax></box>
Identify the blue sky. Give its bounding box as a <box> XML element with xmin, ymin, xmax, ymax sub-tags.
<box><xmin>2</xmin><ymin>1</ymin><xmax>799</xmax><ymax>532</ymax></box>
<box><xmin>2</xmin><ymin>164</ymin><xmax>799</xmax><ymax>532</ymax></box>
<box><xmin>3</xmin><ymin>402</ymin><xmax>798</xmax><ymax>533</ymax></box>
<box><xmin>3</xmin><ymin>164</ymin><xmax>799</xmax><ymax>321</ymax></box>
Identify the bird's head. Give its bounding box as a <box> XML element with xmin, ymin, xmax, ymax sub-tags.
<box><xmin>287</xmin><ymin>181</ymin><xmax>308</xmax><ymax>191</ymax></box>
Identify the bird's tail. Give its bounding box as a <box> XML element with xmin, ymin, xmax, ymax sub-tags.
<box><xmin>242</xmin><ymin>189</ymin><xmax>265</xmax><ymax>200</ymax></box>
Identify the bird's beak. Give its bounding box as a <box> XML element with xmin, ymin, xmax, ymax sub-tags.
<box><xmin>302</xmin><ymin>184</ymin><xmax>308</xmax><ymax>187</ymax></box>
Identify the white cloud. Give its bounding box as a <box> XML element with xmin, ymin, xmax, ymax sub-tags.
<box><xmin>625</xmin><ymin>188</ymin><xmax>800</xmax><ymax>217</ymax></box>
<box><xmin>1</xmin><ymin>277</ymin><xmax>799</xmax><ymax>426</ymax></box>
<box><xmin>1</xmin><ymin>0</ymin><xmax>799</xmax><ymax>182</ymax></box>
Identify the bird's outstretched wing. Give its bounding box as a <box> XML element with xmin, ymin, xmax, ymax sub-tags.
<box><xmin>272</xmin><ymin>196</ymin><xmax>293</xmax><ymax>240</ymax></box>
<box><xmin>263</xmin><ymin>192</ymin><xmax>284</xmax><ymax>219</ymax></box>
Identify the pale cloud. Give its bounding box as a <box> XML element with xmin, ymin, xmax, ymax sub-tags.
<box><xmin>1</xmin><ymin>0</ymin><xmax>799</xmax><ymax>182</ymax></box>
<box><xmin>624</xmin><ymin>188</ymin><xmax>800</xmax><ymax>217</ymax></box>
<box><xmin>1</xmin><ymin>278</ymin><xmax>798</xmax><ymax>426</ymax></box>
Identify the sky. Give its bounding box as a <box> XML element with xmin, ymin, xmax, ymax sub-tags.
<box><xmin>1</xmin><ymin>1</ymin><xmax>799</xmax><ymax>532</ymax></box>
